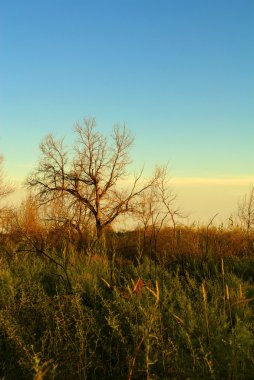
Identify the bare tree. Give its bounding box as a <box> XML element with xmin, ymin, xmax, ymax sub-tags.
<box><xmin>0</xmin><ymin>155</ymin><xmax>14</xmax><ymax>223</ymax></box>
<box><xmin>135</xmin><ymin>166</ymin><xmax>184</xmax><ymax>255</ymax></box>
<box><xmin>27</xmin><ymin>118</ymin><xmax>160</xmax><ymax>239</ymax></box>
<box><xmin>43</xmin><ymin>195</ymin><xmax>92</xmax><ymax>246</ymax></box>
<box><xmin>0</xmin><ymin>155</ymin><xmax>14</xmax><ymax>240</ymax></box>
<box><xmin>238</xmin><ymin>186</ymin><xmax>254</xmax><ymax>235</ymax></box>
<box><xmin>0</xmin><ymin>155</ymin><xmax>13</xmax><ymax>200</ymax></box>
<box><xmin>157</xmin><ymin>166</ymin><xmax>184</xmax><ymax>239</ymax></box>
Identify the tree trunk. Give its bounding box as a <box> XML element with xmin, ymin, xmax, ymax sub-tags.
<box><xmin>96</xmin><ymin>221</ymin><xmax>103</xmax><ymax>241</ymax></box>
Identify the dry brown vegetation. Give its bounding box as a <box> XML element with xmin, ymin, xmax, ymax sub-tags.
<box><xmin>0</xmin><ymin>121</ymin><xmax>253</xmax><ymax>379</ymax></box>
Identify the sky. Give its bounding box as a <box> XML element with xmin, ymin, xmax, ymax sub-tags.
<box><xmin>1</xmin><ymin>0</ymin><xmax>254</xmax><ymax>223</ymax></box>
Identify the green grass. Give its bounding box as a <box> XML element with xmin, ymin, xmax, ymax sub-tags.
<box><xmin>0</xmin><ymin>247</ymin><xmax>253</xmax><ymax>379</ymax></box>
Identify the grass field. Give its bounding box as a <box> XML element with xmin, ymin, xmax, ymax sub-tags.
<box><xmin>0</xmin><ymin>230</ymin><xmax>253</xmax><ymax>379</ymax></box>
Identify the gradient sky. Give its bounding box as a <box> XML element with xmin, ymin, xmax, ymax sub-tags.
<box><xmin>1</xmin><ymin>0</ymin><xmax>254</xmax><ymax>222</ymax></box>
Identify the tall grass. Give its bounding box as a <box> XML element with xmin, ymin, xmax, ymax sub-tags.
<box><xmin>0</xmin><ymin>244</ymin><xmax>253</xmax><ymax>379</ymax></box>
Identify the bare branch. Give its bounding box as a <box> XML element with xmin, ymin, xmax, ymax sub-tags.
<box><xmin>27</xmin><ymin>118</ymin><xmax>160</xmax><ymax>239</ymax></box>
<box><xmin>238</xmin><ymin>186</ymin><xmax>254</xmax><ymax>233</ymax></box>
<box><xmin>0</xmin><ymin>155</ymin><xmax>14</xmax><ymax>199</ymax></box>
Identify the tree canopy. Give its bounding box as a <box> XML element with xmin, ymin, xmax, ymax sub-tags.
<box><xmin>27</xmin><ymin>118</ymin><xmax>160</xmax><ymax>238</ymax></box>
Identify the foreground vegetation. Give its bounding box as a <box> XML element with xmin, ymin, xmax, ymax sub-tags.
<box><xmin>1</xmin><ymin>122</ymin><xmax>254</xmax><ymax>378</ymax></box>
<box><xmin>0</xmin><ymin>232</ymin><xmax>253</xmax><ymax>380</ymax></box>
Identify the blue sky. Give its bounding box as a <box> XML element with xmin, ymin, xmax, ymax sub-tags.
<box><xmin>1</xmin><ymin>0</ymin><xmax>254</xmax><ymax>220</ymax></box>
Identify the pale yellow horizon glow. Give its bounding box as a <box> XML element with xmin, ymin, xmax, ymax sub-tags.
<box><xmin>172</xmin><ymin>176</ymin><xmax>254</xmax><ymax>186</ymax></box>
<box><xmin>6</xmin><ymin>175</ymin><xmax>254</xmax><ymax>226</ymax></box>
<box><xmin>172</xmin><ymin>176</ymin><xmax>254</xmax><ymax>224</ymax></box>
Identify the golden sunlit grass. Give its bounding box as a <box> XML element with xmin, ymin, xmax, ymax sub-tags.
<box><xmin>0</xmin><ymin>236</ymin><xmax>253</xmax><ymax>379</ymax></box>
